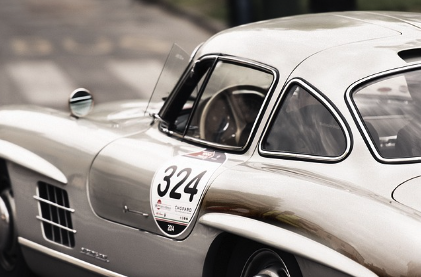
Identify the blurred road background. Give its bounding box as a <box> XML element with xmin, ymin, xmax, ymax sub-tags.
<box><xmin>0</xmin><ymin>0</ymin><xmax>215</xmax><ymax>111</ymax></box>
<box><xmin>1</xmin><ymin>0</ymin><xmax>421</xmax><ymax>112</ymax></box>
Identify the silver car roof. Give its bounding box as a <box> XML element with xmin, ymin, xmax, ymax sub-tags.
<box><xmin>196</xmin><ymin>11</ymin><xmax>421</xmax><ymax>94</ymax></box>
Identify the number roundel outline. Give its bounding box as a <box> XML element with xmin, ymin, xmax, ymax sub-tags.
<box><xmin>150</xmin><ymin>150</ymin><xmax>226</xmax><ymax>237</ymax></box>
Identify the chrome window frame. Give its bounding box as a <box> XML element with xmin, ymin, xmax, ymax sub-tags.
<box><xmin>259</xmin><ymin>78</ymin><xmax>352</xmax><ymax>163</ymax></box>
<box><xmin>346</xmin><ymin>63</ymin><xmax>421</xmax><ymax>164</ymax></box>
<box><xmin>176</xmin><ymin>55</ymin><xmax>279</xmax><ymax>152</ymax></box>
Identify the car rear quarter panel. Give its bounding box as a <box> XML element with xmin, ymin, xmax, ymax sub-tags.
<box><xmin>201</xmin><ymin>156</ymin><xmax>421</xmax><ymax>276</ymax></box>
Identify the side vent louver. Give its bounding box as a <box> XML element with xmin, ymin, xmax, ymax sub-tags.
<box><xmin>34</xmin><ymin>182</ymin><xmax>76</xmax><ymax>247</ymax></box>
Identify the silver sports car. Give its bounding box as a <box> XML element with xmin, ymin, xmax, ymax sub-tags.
<box><xmin>1</xmin><ymin>11</ymin><xmax>421</xmax><ymax>277</ymax></box>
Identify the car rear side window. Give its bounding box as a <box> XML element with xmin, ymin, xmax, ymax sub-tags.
<box><xmin>262</xmin><ymin>83</ymin><xmax>347</xmax><ymax>159</ymax></box>
<box><xmin>352</xmin><ymin>69</ymin><xmax>421</xmax><ymax>161</ymax></box>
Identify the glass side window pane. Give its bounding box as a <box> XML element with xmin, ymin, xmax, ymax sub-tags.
<box><xmin>173</xmin><ymin>67</ymin><xmax>210</xmax><ymax>133</ymax></box>
<box><xmin>353</xmin><ymin>70</ymin><xmax>420</xmax><ymax>158</ymax></box>
<box><xmin>186</xmin><ymin>61</ymin><xmax>273</xmax><ymax>147</ymax></box>
<box><xmin>263</xmin><ymin>85</ymin><xmax>346</xmax><ymax>157</ymax></box>
<box><xmin>150</xmin><ymin>44</ymin><xmax>190</xmax><ymax>114</ymax></box>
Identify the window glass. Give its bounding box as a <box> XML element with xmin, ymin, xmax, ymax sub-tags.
<box><xmin>149</xmin><ymin>44</ymin><xmax>190</xmax><ymax>114</ymax></box>
<box><xmin>172</xmin><ymin>59</ymin><xmax>273</xmax><ymax>148</ymax></box>
<box><xmin>353</xmin><ymin>70</ymin><xmax>420</xmax><ymax>158</ymax></box>
<box><xmin>263</xmin><ymin>85</ymin><xmax>346</xmax><ymax>157</ymax></box>
<box><xmin>173</xmin><ymin>67</ymin><xmax>209</xmax><ymax>133</ymax></box>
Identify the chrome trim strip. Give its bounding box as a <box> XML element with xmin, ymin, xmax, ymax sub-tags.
<box><xmin>200</xmin><ymin>213</ymin><xmax>378</xmax><ymax>277</ymax></box>
<box><xmin>35</xmin><ymin>216</ymin><xmax>77</xmax><ymax>234</ymax></box>
<box><xmin>33</xmin><ymin>195</ymin><xmax>75</xmax><ymax>213</ymax></box>
<box><xmin>0</xmin><ymin>139</ymin><xmax>67</xmax><ymax>184</ymax></box>
<box><xmin>19</xmin><ymin>237</ymin><xmax>127</xmax><ymax>277</ymax></box>
<box><xmin>123</xmin><ymin>205</ymin><xmax>149</xmax><ymax>217</ymax></box>
<box><xmin>345</xmin><ymin>63</ymin><xmax>421</xmax><ymax>163</ymax></box>
<box><xmin>183</xmin><ymin>136</ymin><xmax>244</xmax><ymax>151</ymax></box>
<box><xmin>190</xmin><ymin>42</ymin><xmax>203</xmax><ymax>62</ymax></box>
<box><xmin>259</xmin><ymin>79</ymin><xmax>352</xmax><ymax>162</ymax></box>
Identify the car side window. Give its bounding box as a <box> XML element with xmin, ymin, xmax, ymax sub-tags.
<box><xmin>185</xmin><ymin>61</ymin><xmax>273</xmax><ymax>148</ymax></box>
<box><xmin>168</xmin><ymin>58</ymin><xmax>274</xmax><ymax>149</ymax></box>
<box><xmin>352</xmin><ymin>70</ymin><xmax>421</xmax><ymax>160</ymax></box>
<box><xmin>262</xmin><ymin>84</ymin><xmax>347</xmax><ymax>158</ymax></box>
<box><xmin>172</xmin><ymin>67</ymin><xmax>210</xmax><ymax>134</ymax></box>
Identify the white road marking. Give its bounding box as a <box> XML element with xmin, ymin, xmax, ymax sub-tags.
<box><xmin>4</xmin><ymin>59</ymin><xmax>165</xmax><ymax>108</ymax></box>
<box><xmin>5</xmin><ymin>61</ymin><xmax>75</xmax><ymax>107</ymax></box>
<box><xmin>119</xmin><ymin>36</ymin><xmax>170</xmax><ymax>54</ymax></box>
<box><xmin>63</xmin><ymin>36</ymin><xmax>113</xmax><ymax>55</ymax></box>
<box><xmin>10</xmin><ymin>37</ymin><xmax>53</xmax><ymax>56</ymax></box>
<box><xmin>107</xmin><ymin>59</ymin><xmax>163</xmax><ymax>99</ymax></box>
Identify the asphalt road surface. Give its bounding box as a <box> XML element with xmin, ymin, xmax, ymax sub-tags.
<box><xmin>0</xmin><ymin>0</ymin><xmax>214</xmax><ymax>111</ymax></box>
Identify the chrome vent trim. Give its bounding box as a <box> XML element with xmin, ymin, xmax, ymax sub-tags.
<box><xmin>35</xmin><ymin>182</ymin><xmax>76</xmax><ymax>247</ymax></box>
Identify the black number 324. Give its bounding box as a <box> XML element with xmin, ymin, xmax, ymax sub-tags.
<box><xmin>157</xmin><ymin>165</ymin><xmax>207</xmax><ymax>202</ymax></box>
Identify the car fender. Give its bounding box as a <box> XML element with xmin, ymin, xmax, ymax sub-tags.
<box><xmin>0</xmin><ymin>139</ymin><xmax>67</xmax><ymax>184</ymax></box>
<box><xmin>0</xmin><ymin>106</ymin><xmax>152</xmax><ymax>183</ymax></box>
<box><xmin>199</xmin><ymin>213</ymin><xmax>377</xmax><ymax>277</ymax></box>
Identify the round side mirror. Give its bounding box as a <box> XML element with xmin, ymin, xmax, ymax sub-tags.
<box><xmin>69</xmin><ymin>88</ymin><xmax>94</xmax><ymax>118</ymax></box>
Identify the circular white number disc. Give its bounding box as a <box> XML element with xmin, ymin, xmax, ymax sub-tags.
<box><xmin>150</xmin><ymin>150</ymin><xmax>226</xmax><ymax>237</ymax></box>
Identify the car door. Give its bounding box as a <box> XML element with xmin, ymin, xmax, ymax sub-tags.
<box><xmin>88</xmin><ymin>54</ymin><xmax>277</xmax><ymax>239</ymax></box>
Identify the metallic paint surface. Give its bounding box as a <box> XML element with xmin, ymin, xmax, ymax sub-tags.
<box><xmin>201</xmin><ymin>159</ymin><xmax>421</xmax><ymax>276</ymax></box>
<box><xmin>0</xmin><ymin>139</ymin><xmax>67</xmax><ymax>184</ymax></box>
<box><xmin>199</xmin><ymin>213</ymin><xmax>378</xmax><ymax>277</ymax></box>
<box><xmin>89</xmin><ymin>125</ymin><xmax>255</xmax><ymax>238</ymax></box>
<box><xmin>393</xmin><ymin>176</ymin><xmax>421</xmax><ymax>212</ymax></box>
<box><xmin>89</xmin><ymin>127</ymin><xmax>190</xmax><ymax>234</ymax></box>
<box><xmin>8</xmin><ymin>155</ymin><xmax>219</xmax><ymax>277</ymax></box>
<box><xmin>1</xmin><ymin>11</ymin><xmax>421</xmax><ymax>277</ymax></box>
<box><xmin>0</xmin><ymin>106</ymin><xmax>219</xmax><ymax>276</ymax></box>
<box><xmin>19</xmin><ymin>237</ymin><xmax>127</xmax><ymax>277</ymax></box>
<box><xmin>197</xmin><ymin>12</ymin><xmax>400</xmax><ymax>82</ymax></box>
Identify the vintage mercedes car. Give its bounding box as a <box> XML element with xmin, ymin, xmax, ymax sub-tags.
<box><xmin>2</xmin><ymin>11</ymin><xmax>421</xmax><ymax>277</ymax></box>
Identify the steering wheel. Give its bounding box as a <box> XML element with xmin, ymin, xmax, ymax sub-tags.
<box><xmin>199</xmin><ymin>85</ymin><xmax>266</xmax><ymax>146</ymax></box>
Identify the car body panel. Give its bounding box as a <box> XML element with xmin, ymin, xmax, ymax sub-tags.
<box><xmin>201</xmin><ymin>153</ymin><xmax>421</xmax><ymax>276</ymax></box>
<box><xmin>393</xmin><ymin>176</ymin><xmax>421</xmax><ymax>213</ymax></box>
<box><xmin>0</xmin><ymin>139</ymin><xmax>67</xmax><ymax>184</ymax></box>
<box><xmin>5</xmin><ymin>129</ymin><xmax>219</xmax><ymax>277</ymax></box>
<box><xmin>89</xmin><ymin>127</ymin><xmax>252</xmax><ymax>237</ymax></box>
<box><xmin>198</xmin><ymin>13</ymin><xmax>400</xmax><ymax>81</ymax></box>
<box><xmin>199</xmin><ymin>213</ymin><xmax>377</xmax><ymax>277</ymax></box>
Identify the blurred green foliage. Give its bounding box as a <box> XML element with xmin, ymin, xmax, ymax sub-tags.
<box><xmin>168</xmin><ymin>0</ymin><xmax>421</xmax><ymax>23</ymax></box>
<box><xmin>359</xmin><ymin>0</ymin><xmax>421</xmax><ymax>11</ymax></box>
<box><xmin>168</xmin><ymin>0</ymin><xmax>228</xmax><ymax>21</ymax></box>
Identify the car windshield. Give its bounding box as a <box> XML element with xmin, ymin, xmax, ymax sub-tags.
<box><xmin>352</xmin><ymin>70</ymin><xmax>421</xmax><ymax>159</ymax></box>
<box><xmin>145</xmin><ymin>44</ymin><xmax>190</xmax><ymax>115</ymax></box>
